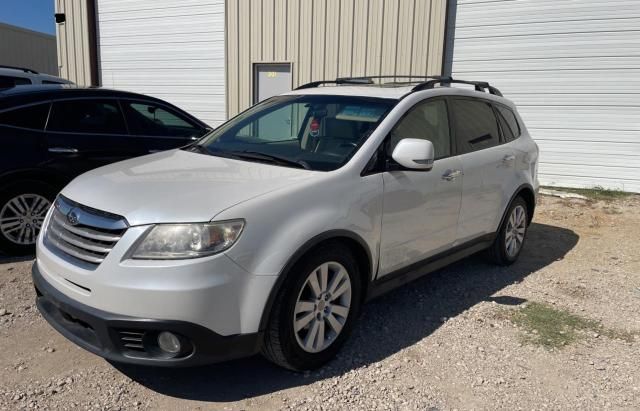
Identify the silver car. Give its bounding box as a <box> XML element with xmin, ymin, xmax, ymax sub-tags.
<box><xmin>33</xmin><ymin>77</ymin><xmax>539</xmax><ymax>370</ymax></box>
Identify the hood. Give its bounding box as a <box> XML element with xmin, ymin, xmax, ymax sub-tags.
<box><xmin>61</xmin><ymin>149</ymin><xmax>319</xmax><ymax>226</ymax></box>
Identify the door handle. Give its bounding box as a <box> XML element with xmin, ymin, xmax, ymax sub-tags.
<box><xmin>442</xmin><ymin>169</ymin><xmax>463</xmax><ymax>181</ymax></box>
<box><xmin>502</xmin><ymin>154</ymin><xmax>516</xmax><ymax>163</ymax></box>
<box><xmin>48</xmin><ymin>147</ymin><xmax>78</xmax><ymax>154</ymax></box>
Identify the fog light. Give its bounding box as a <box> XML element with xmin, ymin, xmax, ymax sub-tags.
<box><xmin>157</xmin><ymin>331</ymin><xmax>181</xmax><ymax>354</ymax></box>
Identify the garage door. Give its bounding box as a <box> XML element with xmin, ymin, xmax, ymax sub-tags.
<box><xmin>96</xmin><ymin>0</ymin><xmax>225</xmax><ymax>127</ymax></box>
<box><xmin>451</xmin><ymin>0</ymin><xmax>640</xmax><ymax>192</ymax></box>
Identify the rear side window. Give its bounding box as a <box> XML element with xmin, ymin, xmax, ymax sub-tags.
<box><xmin>0</xmin><ymin>75</ymin><xmax>32</xmax><ymax>88</ymax></box>
<box><xmin>495</xmin><ymin>105</ymin><xmax>521</xmax><ymax>141</ymax></box>
<box><xmin>122</xmin><ymin>101</ymin><xmax>203</xmax><ymax>138</ymax></box>
<box><xmin>451</xmin><ymin>99</ymin><xmax>500</xmax><ymax>154</ymax></box>
<box><xmin>48</xmin><ymin>99</ymin><xmax>127</xmax><ymax>134</ymax></box>
<box><xmin>0</xmin><ymin>103</ymin><xmax>50</xmax><ymax>130</ymax></box>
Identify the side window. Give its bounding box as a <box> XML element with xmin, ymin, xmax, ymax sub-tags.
<box><xmin>495</xmin><ymin>105</ymin><xmax>521</xmax><ymax>141</ymax></box>
<box><xmin>451</xmin><ymin>99</ymin><xmax>500</xmax><ymax>154</ymax></box>
<box><xmin>42</xmin><ymin>80</ymin><xmax>65</xmax><ymax>85</ymax></box>
<box><xmin>0</xmin><ymin>75</ymin><xmax>32</xmax><ymax>88</ymax></box>
<box><xmin>123</xmin><ymin>101</ymin><xmax>203</xmax><ymax>138</ymax></box>
<box><xmin>48</xmin><ymin>99</ymin><xmax>127</xmax><ymax>134</ymax></box>
<box><xmin>388</xmin><ymin>99</ymin><xmax>451</xmax><ymax>159</ymax></box>
<box><xmin>0</xmin><ymin>103</ymin><xmax>50</xmax><ymax>130</ymax></box>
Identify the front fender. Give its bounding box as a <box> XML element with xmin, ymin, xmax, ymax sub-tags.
<box><xmin>217</xmin><ymin>173</ymin><xmax>384</xmax><ymax>280</ymax></box>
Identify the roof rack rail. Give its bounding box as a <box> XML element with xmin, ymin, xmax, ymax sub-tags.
<box><xmin>412</xmin><ymin>77</ymin><xmax>503</xmax><ymax>96</ymax></box>
<box><xmin>342</xmin><ymin>75</ymin><xmax>447</xmax><ymax>82</ymax></box>
<box><xmin>296</xmin><ymin>75</ymin><xmax>449</xmax><ymax>90</ymax></box>
<box><xmin>0</xmin><ymin>65</ymin><xmax>39</xmax><ymax>74</ymax></box>
<box><xmin>295</xmin><ymin>77</ymin><xmax>374</xmax><ymax>90</ymax></box>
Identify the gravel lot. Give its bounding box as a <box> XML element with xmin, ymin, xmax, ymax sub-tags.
<box><xmin>1</xmin><ymin>194</ymin><xmax>639</xmax><ymax>410</ymax></box>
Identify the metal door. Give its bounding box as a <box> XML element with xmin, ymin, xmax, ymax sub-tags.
<box><xmin>254</xmin><ymin>64</ymin><xmax>292</xmax><ymax>103</ymax></box>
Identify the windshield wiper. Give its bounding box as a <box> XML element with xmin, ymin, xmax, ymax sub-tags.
<box><xmin>229</xmin><ymin>151</ymin><xmax>310</xmax><ymax>170</ymax></box>
<box><xmin>185</xmin><ymin>143</ymin><xmax>212</xmax><ymax>155</ymax></box>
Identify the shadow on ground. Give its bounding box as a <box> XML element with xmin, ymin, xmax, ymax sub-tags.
<box><xmin>113</xmin><ymin>222</ymin><xmax>578</xmax><ymax>402</ymax></box>
<box><xmin>0</xmin><ymin>253</ymin><xmax>34</xmax><ymax>264</ymax></box>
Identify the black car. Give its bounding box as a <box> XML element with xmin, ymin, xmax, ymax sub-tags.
<box><xmin>0</xmin><ymin>85</ymin><xmax>211</xmax><ymax>254</ymax></box>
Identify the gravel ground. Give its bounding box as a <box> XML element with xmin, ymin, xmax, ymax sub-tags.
<box><xmin>1</xmin><ymin>194</ymin><xmax>639</xmax><ymax>410</ymax></box>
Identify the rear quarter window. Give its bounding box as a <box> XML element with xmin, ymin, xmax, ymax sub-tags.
<box><xmin>495</xmin><ymin>105</ymin><xmax>521</xmax><ymax>141</ymax></box>
<box><xmin>0</xmin><ymin>103</ymin><xmax>50</xmax><ymax>130</ymax></box>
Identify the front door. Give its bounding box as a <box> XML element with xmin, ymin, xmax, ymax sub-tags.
<box><xmin>44</xmin><ymin>98</ymin><xmax>143</xmax><ymax>178</ymax></box>
<box><xmin>378</xmin><ymin>99</ymin><xmax>463</xmax><ymax>277</ymax></box>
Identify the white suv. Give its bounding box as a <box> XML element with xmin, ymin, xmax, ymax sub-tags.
<box><xmin>33</xmin><ymin>76</ymin><xmax>539</xmax><ymax>370</ymax></box>
<box><xmin>0</xmin><ymin>66</ymin><xmax>73</xmax><ymax>87</ymax></box>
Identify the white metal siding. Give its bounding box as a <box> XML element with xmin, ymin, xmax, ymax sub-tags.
<box><xmin>96</xmin><ymin>0</ymin><xmax>225</xmax><ymax>126</ymax></box>
<box><xmin>452</xmin><ymin>0</ymin><xmax>640</xmax><ymax>192</ymax></box>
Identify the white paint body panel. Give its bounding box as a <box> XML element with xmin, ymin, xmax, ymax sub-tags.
<box><xmin>96</xmin><ymin>0</ymin><xmax>225</xmax><ymax>126</ymax></box>
<box><xmin>452</xmin><ymin>0</ymin><xmax>640</xmax><ymax>192</ymax></box>
<box><xmin>379</xmin><ymin>156</ymin><xmax>463</xmax><ymax>275</ymax></box>
<box><xmin>36</xmin><ymin>87</ymin><xmax>538</xmax><ymax>338</ymax></box>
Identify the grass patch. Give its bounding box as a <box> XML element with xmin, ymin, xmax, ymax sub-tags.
<box><xmin>543</xmin><ymin>186</ymin><xmax>634</xmax><ymax>202</ymax></box>
<box><xmin>510</xmin><ymin>302</ymin><xmax>635</xmax><ymax>349</ymax></box>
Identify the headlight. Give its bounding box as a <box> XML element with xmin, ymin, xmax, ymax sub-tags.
<box><xmin>131</xmin><ymin>220</ymin><xmax>245</xmax><ymax>260</ymax></box>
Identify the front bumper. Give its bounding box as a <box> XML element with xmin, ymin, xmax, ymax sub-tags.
<box><xmin>33</xmin><ymin>264</ymin><xmax>262</xmax><ymax>367</ymax></box>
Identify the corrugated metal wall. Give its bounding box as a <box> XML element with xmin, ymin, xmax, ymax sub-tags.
<box><xmin>0</xmin><ymin>23</ymin><xmax>57</xmax><ymax>75</ymax></box>
<box><xmin>451</xmin><ymin>0</ymin><xmax>640</xmax><ymax>193</ymax></box>
<box><xmin>226</xmin><ymin>0</ymin><xmax>447</xmax><ymax>116</ymax></box>
<box><xmin>55</xmin><ymin>0</ymin><xmax>97</xmax><ymax>85</ymax></box>
<box><xmin>97</xmin><ymin>0</ymin><xmax>226</xmax><ymax>126</ymax></box>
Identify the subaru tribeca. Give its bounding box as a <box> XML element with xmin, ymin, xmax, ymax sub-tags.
<box><xmin>33</xmin><ymin>76</ymin><xmax>539</xmax><ymax>370</ymax></box>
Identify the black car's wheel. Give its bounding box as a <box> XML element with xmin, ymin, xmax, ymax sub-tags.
<box><xmin>261</xmin><ymin>243</ymin><xmax>362</xmax><ymax>371</ymax></box>
<box><xmin>487</xmin><ymin>196</ymin><xmax>529</xmax><ymax>266</ymax></box>
<box><xmin>0</xmin><ymin>182</ymin><xmax>55</xmax><ymax>255</ymax></box>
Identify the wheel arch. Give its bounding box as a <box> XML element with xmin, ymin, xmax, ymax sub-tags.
<box><xmin>501</xmin><ymin>183</ymin><xmax>536</xmax><ymax>228</ymax></box>
<box><xmin>257</xmin><ymin>230</ymin><xmax>373</xmax><ymax>332</ymax></box>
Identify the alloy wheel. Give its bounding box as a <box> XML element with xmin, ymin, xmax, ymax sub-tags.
<box><xmin>293</xmin><ymin>261</ymin><xmax>352</xmax><ymax>353</ymax></box>
<box><xmin>505</xmin><ymin>204</ymin><xmax>526</xmax><ymax>258</ymax></box>
<box><xmin>0</xmin><ymin>194</ymin><xmax>51</xmax><ymax>245</ymax></box>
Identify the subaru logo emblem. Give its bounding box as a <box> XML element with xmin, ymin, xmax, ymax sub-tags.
<box><xmin>67</xmin><ymin>210</ymin><xmax>79</xmax><ymax>226</ymax></box>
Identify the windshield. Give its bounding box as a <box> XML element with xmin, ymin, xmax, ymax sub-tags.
<box><xmin>193</xmin><ymin>95</ymin><xmax>396</xmax><ymax>171</ymax></box>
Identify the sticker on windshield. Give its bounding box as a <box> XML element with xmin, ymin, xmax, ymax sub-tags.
<box><xmin>336</xmin><ymin>105</ymin><xmax>386</xmax><ymax>122</ymax></box>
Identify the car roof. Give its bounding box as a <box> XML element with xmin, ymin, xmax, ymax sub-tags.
<box><xmin>0</xmin><ymin>85</ymin><xmax>210</xmax><ymax>127</ymax></box>
<box><xmin>0</xmin><ymin>85</ymin><xmax>181</xmax><ymax>109</ymax></box>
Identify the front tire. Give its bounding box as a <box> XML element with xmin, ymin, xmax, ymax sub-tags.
<box><xmin>261</xmin><ymin>243</ymin><xmax>362</xmax><ymax>371</ymax></box>
<box><xmin>487</xmin><ymin>196</ymin><xmax>529</xmax><ymax>266</ymax></box>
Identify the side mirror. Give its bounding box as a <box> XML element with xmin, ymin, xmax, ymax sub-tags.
<box><xmin>391</xmin><ymin>138</ymin><xmax>435</xmax><ymax>171</ymax></box>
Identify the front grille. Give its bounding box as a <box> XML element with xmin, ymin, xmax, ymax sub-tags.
<box><xmin>118</xmin><ymin>330</ymin><xmax>146</xmax><ymax>352</ymax></box>
<box><xmin>45</xmin><ymin>196</ymin><xmax>128</xmax><ymax>266</ymax></box>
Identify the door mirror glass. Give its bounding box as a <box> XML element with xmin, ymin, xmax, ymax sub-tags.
<box><xmin>391</xmin><ymin>138</ymin><xmax>435</xmax><ymax>170</ymax></box>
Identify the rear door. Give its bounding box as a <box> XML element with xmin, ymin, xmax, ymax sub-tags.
<box><xmin>120</xmin><ymin>99</ymin><xmax>208</xmax><ymax>153</ymax></box>
<box><xmin>451</xmin><ymin>97</ymin><xmax>518</xmax><ymax>243</ymax></box>
<box><xmin>45</xmin><ymin>98</ymin><xmax>143</xmax><ymax>176</ymax></box>
<box><xmin>0</xmin><ymin>102</ymin><xmax>50</xmax><ymax>177</ymax></box>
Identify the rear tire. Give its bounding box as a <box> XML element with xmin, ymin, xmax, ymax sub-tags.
<box><xmin>487</xmin><ymin>196</ymin><xmax>528</xmax><ymax>266</ymax></box>
<box><xmin>261</xmin><ymin>243</ymin><xmax>362</xmax><ymax>371</ymax></box>
<box><xmin>0</xmin><ymin>181</ymin><xmax>55</xmax><ymax>255</ymax></box>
